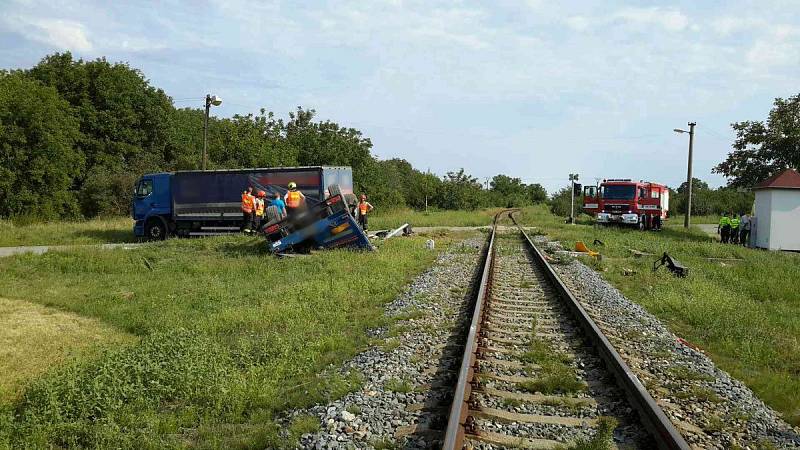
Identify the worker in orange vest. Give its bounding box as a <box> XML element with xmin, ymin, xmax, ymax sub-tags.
<box><xmin>253</xmin><ymin>190</ymin><xmax>266</xmax><ymax>232</ymax></box>
<box><xmin>284</xmin><ymin>182</ymin><xmax>306</xmax><ymax>215</ymax></box>
<box><xmin>356</xmin><ymin>194</ymin><xmax>374</xmax><ymax>231</ymax></box>
<box><xmin>241</xmin><ymin>186</ymin><xmax>255</xmax><ymax>232</ymax></box>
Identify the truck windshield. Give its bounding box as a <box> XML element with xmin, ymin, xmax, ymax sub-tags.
<box><xmin>602</xmin><ymin>185</ymin><xmax>635</xmax><ymax>200</ymax></box>
<box><xmin>136</xmin><ymin>179</ymin><xmax>153</xmax><ymax>197</ymax></box>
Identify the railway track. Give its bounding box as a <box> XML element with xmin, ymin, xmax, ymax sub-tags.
<box><xmin>442</xmin><ymin>211</ymin><xmax>690</xmax><ymax>449</ymax></box>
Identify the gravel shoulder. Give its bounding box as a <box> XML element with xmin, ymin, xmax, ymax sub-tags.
<box><xmin>281</xmin><ymin>234</ymin><xmax>485</xmax><ymax>449</ymax></box>
<box><xmin>535</xmin><ymin>236</ymin><xmax>800</xmax><ymax>449</ymax></box>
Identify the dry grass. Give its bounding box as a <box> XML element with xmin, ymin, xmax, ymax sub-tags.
<box><xmin>0</xmin><ymin>297</ymin><xmax>134</xmax><ymax>401</ymax></box>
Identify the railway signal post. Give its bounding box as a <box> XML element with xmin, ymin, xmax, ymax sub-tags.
<box><xmin>569</xmin><ymin>173</ymin><xmax>579</xmax><ymax>224</ymax></box>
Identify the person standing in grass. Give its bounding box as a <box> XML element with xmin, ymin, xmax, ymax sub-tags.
<box><xmin>739</xmin><ymin>213</ymin><xmax>751</xmax><ymax>247</ymax></box>
<box><xmin>718</xmin><ymin>212</ymin><xmax>731</xmax><ymax>244</ymax></box>
<box><xmin>356</xmin><ymin>194</ymin><xmax>374</xmax><ymax>231</ymax></box>
<box><xmin>241</xmin><ymin>186</ymin><xmax>256</xmax><ymax>233</ymax></box>
<box><xmin>729</xmin><ymin>213</ymin><xmax>740</xmax><ymax>244</ymax></box>
<box><xmin>253</xmin><ymin>190</ymin><xmax>266</xmax><ymax>232</ymax></box>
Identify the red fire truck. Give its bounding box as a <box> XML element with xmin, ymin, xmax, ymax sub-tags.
<box><xmin>582</xmin><ymin>179</ymin><xmax>669</xmax><ymax>230</ymax></box>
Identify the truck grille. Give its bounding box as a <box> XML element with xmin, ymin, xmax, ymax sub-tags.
<box><xmin>603</xmin><ymin>204</ymin><xmax>629</xmax><ymax>214</ymax></box>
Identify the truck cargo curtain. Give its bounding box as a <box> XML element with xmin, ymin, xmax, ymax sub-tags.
<box><xmin>171</xmin><ymin>171</ymin><xmax>323</xmax><ymax>205</ymax></box>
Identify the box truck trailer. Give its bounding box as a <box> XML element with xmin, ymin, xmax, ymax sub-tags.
<box><xmin>132</xmin><ymin>166</ymin><xmax>353</xmax><ymax>239</ymax></box>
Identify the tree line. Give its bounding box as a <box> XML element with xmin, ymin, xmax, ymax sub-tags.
<box><xmin>0</xmin><ymin>53</ymin><xmax>547</xmax><ymax>221</ymax></box>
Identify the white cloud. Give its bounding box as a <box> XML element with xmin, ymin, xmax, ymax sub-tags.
<box><xmin>746</xmin><ymin>25</ymin><xmax>800</xmax><ymax>68</ymax></box>
<box><xmin>565</xmin><ymin>16</ymin><xmax>590</xmax><ymax>32</ymax></box>
<box><xmin>3</xmin><ymin>15</ymin><xmax>92</xmax><ymax>51</ymax></box>
<box><xmin>710</xmin><ymin>16</ymin><xmax>760</xmax><ymax>35</ymax></box>
<box><xmin>612</xmin><ymin>7</ymin><xmax>689</xmax><ymax>32</ymax></box>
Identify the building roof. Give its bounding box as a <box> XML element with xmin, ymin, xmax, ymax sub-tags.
<box><xmin>754</xmin><ymin>168</ymin><xmax>800</xmax><ymax>190</ymax></box>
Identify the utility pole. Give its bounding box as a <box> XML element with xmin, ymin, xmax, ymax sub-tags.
<box><xmin>569</xmin><ymin>173</ymin><xmax>579</xmax><ymax>224</ymax></box>
<box><xmin>203</xmin><ymin>96</ymin><xmax>210</xmax><ymax>170</ymax></box>
<box><xmin>203</xmin><ymin>94</ymin><xmax>223</xmax><ymax>170</ymax></box>
<box><xmin>673</xmin><ymin>122</ymin><xmax>696</xmax><ymax>228</ymax></box>
<box><xmin>685</xmin><ymin>122</ymin><xmax>696</xmax><ymax>228</ymax></box>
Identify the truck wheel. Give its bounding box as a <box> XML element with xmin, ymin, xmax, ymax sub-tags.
<box><xmin>145</xmin><ymin>218</ymin><xmax>167</xmax><ymax>240</ymax></box>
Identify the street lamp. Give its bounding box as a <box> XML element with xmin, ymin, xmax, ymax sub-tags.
<box><xmin>674</xmin><ymin>122</ymin><xmax>696</xmax><ymax>228</ymax></box>
<box><xmin>203</xmin><ymin>94</ymin><xmax>223</xmax><ymax>170</ymax></box>
<box><xmin>569</xmin><ymin>173</ymin><xmax>579</xmax><ymax>224</ymax></box>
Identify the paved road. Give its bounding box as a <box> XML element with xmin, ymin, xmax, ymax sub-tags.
<box><xmin>0</xmin><ymin>242</ymin><xmax>145</xmax><ymax>258</ymax></box>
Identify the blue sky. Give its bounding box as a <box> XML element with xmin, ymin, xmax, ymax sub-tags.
<box><xmin>2</xmin><ymin>0</ymin><xmax>799</xmax><ymax>193</ymax></box>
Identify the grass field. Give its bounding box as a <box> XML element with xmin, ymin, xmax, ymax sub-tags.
<box><xmin>0</xmin><ymin>217</ymin><xmax>136</xmax><ymax>247</ymax></box>
<box><xmin>0</xmin><ymin>232</ymin><xmax>459</xmax><ymax>448</ymax></box>
<box><xmin>515</xmin><ymin>205</ymin><xmax>800</xmax><ymax>426</ymax></box>
<box><xmin>0</xmin><ymin>298</ymin><xmax>135</xmax><ymax>401</ymax></box>
<box><xmin>369</xmin><ymin>208</ymin><xmax>499</xmax><ymax>229</ymax></box>
<box><xmin>0</xmin><ymin>209</ymin><xmax>497</xmax><ymax>248</ymax></box>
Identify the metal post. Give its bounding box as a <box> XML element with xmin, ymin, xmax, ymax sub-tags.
<box><xmin>425</xmin><ymin>168</ymin><xmax>430</xmax><ymax>213</ymax></box>
<box><xmin>684</xmin><ymin>122</ymin><xmax>696</xmax><ymax>228</ymax></box>
<box><xmin>203</xmin><ymin>94</ymin><xmax>210</xmax><ymax>170</ymax></box>
<box><xmin>570</xmin><ymin>180</ymin><xmax>575</xmax><ymax>224</ymax></box>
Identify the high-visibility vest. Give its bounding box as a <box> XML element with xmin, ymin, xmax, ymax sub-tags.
<box><xmin>730</xmin><ymin>218</ymin><xmax>740</xmax><ymax>228</ymax></box>
<box><xmin>359</xmin><ymin>202</ymin><xmax>369</xmax><ymax>215</ymax></box>
<box><xmin>719</xmin><ymin>217</ymin><xmax>730</xmax><ymax>226</ymax></box>
<box><xmin>286</xmin><ymin>190</ymin><xmax>302</xmax><ymax>208</ymax></box>
<box><xmin>241</xmin><ymin>193</ymin><xmax>254</xmax><ymax>213</ymax></box>
<box><xmin>255</xmin><ymin>198</ymin><xmax>265</xmax><ymax>217</ymax></box>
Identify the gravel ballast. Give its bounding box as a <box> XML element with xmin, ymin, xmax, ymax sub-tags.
<box><xmin>281</xmin><ymin>235</ymin><xmax>485</xmax><ymax>449</ymax></box>
<box><xmin>536</xmin><ymin>236</ymin><xmax>800</xmax><ymax>449</ymax></box>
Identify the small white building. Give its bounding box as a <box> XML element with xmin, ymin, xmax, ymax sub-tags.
<box><xmin>753</xmin><ymin>168</ymin><xmax>800</xmax><ymax>251</ymax></box>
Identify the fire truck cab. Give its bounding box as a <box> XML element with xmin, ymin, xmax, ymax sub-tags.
<box><xmin>583</xmin><ymin>179</ymin><xmax>669</xmax><ymax>230</ymax></box>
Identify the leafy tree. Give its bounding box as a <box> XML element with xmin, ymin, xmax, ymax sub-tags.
<box><xmin>287</xmin><ymin>107</ymin><xmax>372</xmax><ymax>174</ymax></box>
<box><xmin>670</xmin><ymin>182</ymin><xmax>753</xmax><ymax>217</ymax></box>
<box><xmin>527</xmin><ymin>183</ymin><xmax>547</xmax><ymax>204</ymax></box>
<box><xmin>675</xmin><ymin>177</ymin><xmax>710</xmax><ymax>194</ymax></box>
<box><xmin>549</xmin><ymin>187</ymin><xmax>573</xmax><ymax>217</ymax></box>
<box><xmin>437</xmin><ymin>169</ymin><xmax>486</xmax><ymax>210</ymax></box>
<box><xmin>714</xmin><ymin>94</ymin><xmax>800</xmax><ymax>187</ymax></box>
<box><xmin>489</xmin><ymin>175</ymin><xmax>547</xmax><ymax>207</ymax></box>
<box><xmin>27</xmin><ymin>52</ymin><xmax>174</xmax><ymax>217</ymax></box>
<box><xmin>0</xmin><ymin>71</ymin><xmax>84</xmax><ymax>219</ymax></box>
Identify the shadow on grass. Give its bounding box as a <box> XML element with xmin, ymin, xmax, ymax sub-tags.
<box><xmin>73</xmin><ymin>229</ymin><xmax>140</xmax><ymax>244</ymax></box>
<box><xmin>658</xmin><ymin>226</ymin><xmax>714</xmax><ymax>243</ymax></box>
<box><xmin>216</xmin><ymin>236</ymin><xmax>272</xmax><ymax>257</ymax></box>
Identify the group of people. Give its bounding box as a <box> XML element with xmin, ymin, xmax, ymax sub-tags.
<box><xmin>240</xmin><ymin>181</ymin><xmax>374</xmax><ymax>233</ymax></box>
<box><xmin>240</xmin><ymin>185</ymin><xmax>291</xmax><ymax>233</ymax></box>
<box><xmin>717</xmin><ymin>212</ymin><xmax>751</xmax><ymax>245</ymax></box>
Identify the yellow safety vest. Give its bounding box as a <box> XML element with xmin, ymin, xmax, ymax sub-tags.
<box><xmin>241</xmin><ymin>193</ymin><xmax>254</xmax><ymax>213</ymax></box>
<box><xmin>286</xmin><ymin>190</ymin><xmax>302</xmax><ymax>208</ymax></box>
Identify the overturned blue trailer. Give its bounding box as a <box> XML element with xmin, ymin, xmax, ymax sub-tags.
<box><xmin>262</xmin><ymin>186</ymin><xmax>373</xmax><ymax>254</ymax></box>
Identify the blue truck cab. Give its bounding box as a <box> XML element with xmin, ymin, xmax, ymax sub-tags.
<box><xmin>132</xmin><ymin>166</ymin><xmax>356</xmax><ymax>240</ymax></box>
<box><xmin>133</xmin><ymin>172</ymin><xmax>173</xmax><ymax>239</ymax></box>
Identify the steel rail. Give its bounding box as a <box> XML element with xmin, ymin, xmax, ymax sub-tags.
<box><xmin>510</xmin><ymin>214</ymin><xmax>690</xmax><ymax>450</ymax></box>
<box><xmin>441</xmin><ymin>210</ymin><xmax>507</xmax><ymax>450</ymax></box>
